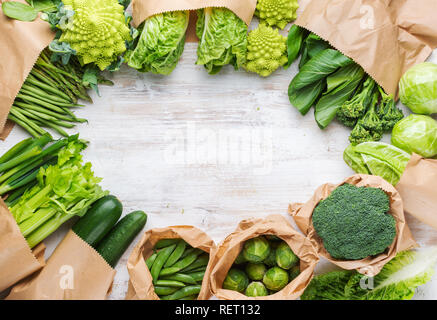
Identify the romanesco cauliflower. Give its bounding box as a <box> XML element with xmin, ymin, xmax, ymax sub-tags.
<box><xmin>59</xmin><ymin>0</ymin><xmax>131</xmax><ymax>70</ymax></box>
<box><xmin>245</xmin><ymin>24</ymin><xmax>288</xmax><ymax>77</ymax></box>
<box><xmin>255</xmin><ymin>0</ymin><xmax>299</xmax><ymax>29</ymax></box>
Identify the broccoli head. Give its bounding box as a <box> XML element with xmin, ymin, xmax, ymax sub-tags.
<box><xmin>312</xmin><ymin>184</ymin><xmax>396</xmax><ymax>260</ymax></box>
<box><xmin>349</xmin><ymin>121</ymin><xmax>382</xmax><ymax>145</ymax></box>
<box><xmin>337</xmin><ymin>108</ymin><xmax>358</xmax><ymax>128</ymax></box>
<box><xmin>340</xmin><ymin>77</ymin><xmax>376</xmax><ymax>119</ymax></box>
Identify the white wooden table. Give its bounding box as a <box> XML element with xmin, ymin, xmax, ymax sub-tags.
<box><xmin>2</xmin><ymin>43</ymin><xmax>437</xmax><ymax>300</ymax></box>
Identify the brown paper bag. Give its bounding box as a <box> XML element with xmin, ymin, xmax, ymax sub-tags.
<box><xmin>209</xmin><ymin>214</ymin><xmax>319</xmax><ymax>300</ymax></box>
<box><xmin>125</xmin><ymin>225</ymin><xmax>216</xmax><ymax>300</ymax></box>
<box><xmin>132</xmin><ymin>0</ymin><xmax>257</xmax><ymax>28</ymax></box>
<box><xmin>288</xmin><ymin>174</ymin><xmax>417</xmax><ymax>276</ymax></box>
<box><xmin>295</xmin><ymin>0</ymin><xmax>437</xmax><ymax>96</ymax></box>
<box><xmin>289</xmin><ymin>174</ymin><xmax>417</xmax><ymax>276</ymax></box>
<box><xmin>6</xmin><ymin>230</ymin><xmax>116</xmax><ymax>300</ymax></box>
<box><xmin>0</xmin><ymin>0</ymin><xmax>54</xmax><ymax>139</ymax></box>
<box><xmin>0</xmin><ymin>199</ymin><xmax>45</xmax><ymax>291</ymax></box>
<box><xmin>396</xmin><ymin>153</ymin><xmax>437</xmax><ymax>230</ymax></box>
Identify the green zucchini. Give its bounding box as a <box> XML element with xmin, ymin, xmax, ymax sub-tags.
<box><xmin>96</xmin><ymin>210</ymin><xmax>148</xmax><ymax>267</ymax></box>
<box><xmin>72</xmin><ymin>195</ymin><xmax>123</xmax><ymax>247</ymax></box>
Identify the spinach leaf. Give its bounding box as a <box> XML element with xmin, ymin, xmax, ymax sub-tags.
<box><xmin>2</xmin><ymin>1</ymin><xmax>38</xmax><ymax>21</ymax></box>
<box><xmin>315</xmin><ymin>64</ymin><xmax>364</xmax><ymax>129</ymax></box>
<box><xmin>290</xmin><ymin>49</ymin><xmax>353</xmax><ymax>91</ymax></box>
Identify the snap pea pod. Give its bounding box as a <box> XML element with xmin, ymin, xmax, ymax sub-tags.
<box><xmin>161</xmin><ymin>273</ymin><xmax>197</xmax><ymax>285</ymax></box>
<box><xmin>160</xmin><ymin>285</ymin><xmax>201</xmax><ymax>300</ymax></box>
<box><xmin>155</xmin><ymin>280</ymin><xmax>186</xmax><ymax>288</ymax></box>
<box><xmin>179</xmin><ymin>247</ymin><xmax>199</xmax><ymax>259</ymax></box>
<box><xmin>181</xmin><ymin>254</ymin><xmax>209</xmax><ymax>273</ymax></box>
<box><xmin>146</xmin><ymin>252</ymin><xmax>158</xmax><ymax>269</ymax></box>
<box><xmin>155</xmin><ymin>239</ymin><xmax>179</xmax><ymax>249</ymax></box>
<box><xmin>154</xmin><ymin>286</ymin><xmax>179</xmax><ymax>296</ymax></box>
<box><xmin>151</xmin><ymin>244</ymin><xmax>176</xmax><ymax>284</ymax></box>
<box><xmin>160</xmin><ymin>251</ymin><xmax>203</xmax><ymax>276</ymax></box>
<box><xmin>164</xmin><ymin>240</ymin><xmax>186</xmax><ymax>268</ymax></box>
<box><xmin>186</xmin><ymin>266</ymin><xmax>207</xmax><ymax>273</ymax></box>
<box><xmin>186</xmin><ymin>271</ymin><xmax>206</xmax><ymax>283</ymax></box>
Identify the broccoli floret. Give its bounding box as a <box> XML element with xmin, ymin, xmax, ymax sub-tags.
<box><xmin>377</xmin><ymin>87</ymin><xmax>404</xmax><ymax>131</ymax></box>
<box><xmin>349</xmin><ymin>121</ymin><xmax>382</xmax><ymax>145</ymax></box>
<box><xmin>337</xmin><ymin>108</ymin><xmax>358</xmax><ymax>128</ymax></box>
<box><xmin>312</xmin><ymin>184</ymin><xmax>396</xmax><ymax>260</ymax></box>
<box><xmin>340</xmin><ymin>77</ymin><xmax>376</xmax><ymax>119</ymax></box>
<box><xmin>359</xmin><ymin>91</ymin><xmax>383</xmax><ymax>133</ymax></box>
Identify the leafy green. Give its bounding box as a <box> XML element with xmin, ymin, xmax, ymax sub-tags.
<box><xmin>127</xmin><ymin>11</ymin><xmax>189</xmax><ymax>75</ymax></box>
<box><xmin>2</xmin><ymin>1</ymin><xmax>38</xmax><ymax>21</ymax></box>
<box><xmin>302</xmin><ymin>248</ymin><xmax>437</xmax><ymax>300</ymax></box>
<box><xmin>288</xmin><ymin>79</ymin><xmax>325</xmax><ymax>115</ymax></box>
<box><xmin>298</xmin><ymin>34</ymin><xmax>330</xmax><ymax>69</ymax></box>
<box><xmin>196</xmin><ymin>8</ymin><xmax>247</xmax><ymax>74</ymax></box>
<box><xmin>391</xmin><ymin>114</ymin><xmax>437</xmax><ymax>158</ymax></box>
<box><xmin>343</xmin><ymin>142</ymin><xmax>410</xmax><ymax>185</ymax></box>
<box><xmin>315</xmin><ymin>64</ymin><xmax>364</xmax><ymax>129</ymax></box>
<box><xmin>285</xmin><ymin>24</ymin><xmax>308</xmax><ymax>68</ymax></box>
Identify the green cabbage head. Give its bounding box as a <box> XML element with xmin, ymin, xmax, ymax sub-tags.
<box><xmin>391</xmin><ymin>114</ymin><xmax>437</xmax><ymax>158</ymax></box>
<box><xmin>59</xmin><ymin>0</ymin><xmax>131</xmax><ymax>70</ymax></box>
<box><xmin>196</xmin><ymin>8</ymin><xmax>248</xmax><ymax>75</ymax></box>
<box><xmin>399</xmin><ymin>62</ymin><xmax>437</xmax><ymax>115</ymax></box>
<box><xmin>127</xmin><ymin>11</ymin><xmax>189</xmax><ymax>75</ymax></box>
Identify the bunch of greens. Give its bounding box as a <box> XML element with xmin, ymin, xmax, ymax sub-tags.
<box><xmin>145</xmin><ymin>239</ymin><xmax>210</xmax><ymax>300</ymax></box>
<box><xmin>301</xmin><ymin>248</ymin><xmax>437</xmax><ymax>300</ymax></box>
<box><xmin>255</xmin><ymin>0</ymin><xmax>299</xmax><ymax>29</ymax></box>
<box><xmin>8</xmin><ymin>134</ymin><xmax>107</xmax><ymax>248</ymax></box>
<box><xmin>244</xmin><ymin>24</ymin><xmax>288</xmax><ymax>77</ymax></box>
<box><xmin>9</xmin><ymin>49</ymin><xmax>113</xmax><ymax>138</ymax></box>
<box><xmin>287</xmin><ymin>25</ymin><xmax>403</xmax><ymax>141</ymax></box>
<box><xmin>312</xmin><ymin>184</ymin><xmax>396</xmax><ymax>260</ymax></box>
<box><xmin>196</xmin><ymin>7</ymin><xmax>247</xmax><ymax>75</ymax></box>
<box><xmin>344</xmin><ymin>142</ymin><xmax>411</xmax><ymax>186</ymax></box>
<box><xmin>223</xmin><ymin>236</ymin><xmax>300</xmax><ymax>297</ymax></box>
<box><xmin>126</xmin><ymin>11</ymin><xmax>189</xmax><ymax>75</ymax></box>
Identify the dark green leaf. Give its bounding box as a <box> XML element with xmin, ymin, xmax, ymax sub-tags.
<box><xmin>2</xmin><ymin>1</ymin><xmax>38</xmax><ymax>21</ymax></box>
<box><xmin>288</xmin><ymin>79</ymin><xmax>325</xmax><ymax>115</ymax></box>
<box><xmin>285</xmin><ymin>25</ymin><xmax>307</xmax><ymax>69</ymax></box>
<box><xmin>315</xmin><ymin>64</ymin><xmax>365</xmax><ymax>129</ymax></box>
<box><xmin>290</xmin><ymin>49</ymin><xmax>353</xmax><ymax>91</ymax></box>
<box><xmin>298</xmin><ymin>34</ymin><xmax>330</xmax><ymax>69</ymax></box>
<box><xmin>83</xmin><ymin>67</ymin><xmax>100</xmax><ymax>96</ymax></box>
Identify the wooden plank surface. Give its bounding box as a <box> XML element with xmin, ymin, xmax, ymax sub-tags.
<box><xmin>1</xmin><ymin>44</ymin><xmax>437</xmax><ymax>300</ymax></box>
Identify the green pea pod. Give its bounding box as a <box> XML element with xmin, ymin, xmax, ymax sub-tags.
<box><xmin>186</xmin><ymin>271</ymin><xmax>205</xmax><ymax>283</ymax></box>
<box><xmin>181</xmin><ymin>254</ymin><xmax>209</xmax><ymax>273</ymax></box>
<box><xmin>160</xmin><ymin>285</ymin><xmax>201</xmax><ymax>300</ymax></box>
<box><xmin>155</xmin><ymin>280</ymin><xmax>186</xmax><ymax>287</ymax></box>
<box><xmin>160</xmin><ymin>250</ymin><xmax>203</xmax><ymax>276</ymax></box>
<box><xmin>164</xmin><ymin>240</ymin><xmax>186</xmax><ymax>268</ymax></box>
<box><xmin>180</xmin><ymin>247</ymin><xmax>202</xmax><ymax>259</ymax></box>
<box><xmin>154</xmin><ymin>286</ymin><xmax>179</xmax><ymax>296</ymax></box>
<box><xmin>151</xmin><ymin>244</ymin><xmax>176</xmax><ymax>284</ymax></box>
<box><xmin>146</xmin><ymin>252</ymin><xmax>158</xmax><ymax>270</ymax></box>
<box><xmin>155</xmin><ymin>239</ymin><xmax>179</xmax><ymax>249</ymax></box>
<box><xmin>161</xmin><ymin>273</ymin><xmax>197</xmax><ymax>285</ymax></box>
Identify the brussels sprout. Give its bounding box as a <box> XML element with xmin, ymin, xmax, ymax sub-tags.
<box><xmin>234</xmin><ymin>251</ymin><xmax>246</xmax><ymax>265</ymax></box>
<box><xmin>399</xmin><ymin>62</ymin><xmax>437</xmax><ymax>115</ymax></box>
<box><xmin>391</xmin><ymin>115</ymin><xmax>437</xmax><ymax>158</ymax></box>
<box><xmin>243</xmin><ymin>236</ymin><xmax>271</xmax><ymax>263</ymax></box>
<box><xmin>223</xmin><ymin>268</ymin><xmax>249</xmax><ymax>293</ymax></box>
<box><xmin>263</xmin><ymin>248</ymin><xmax>277</xmax><ymax>267</ymax></box>
<box><xmin>263</xmin><ymin>267</ymin><xmax>289</xmax><ymax>291</ymax></box>
<box><xmin>245</xmin><ymin>263</ymin><xmax>267</xmax><ymax>281</ymax></box>
<box><xmin>288</xmin><ymin>265</ymin><xmax>300</xmax><ymax>282</ymax></box>
<box><xmin>275</xmin><ymin>241</ymin><xmax>299</xmax><ymax>270</ymax></box>
<box><xmin>245</xmin><ymin>281</ymin><xmax>268</xmax><ymax>297</ymax></box>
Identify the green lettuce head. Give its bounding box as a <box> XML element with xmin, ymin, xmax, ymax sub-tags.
<box><xmin>391</xmin><ymin>114</ymin><xmax>437</xmax><ymax>158</ymax></box>
<box><xmin>399</xmin><ymin>62</ymin><xmax>437</xmax><ymax>115</ymax></box>
<box><xmin>127</xmin><ymin>11</ymin><xmax>189</xmax><ymax>75</ymax></box>
<box><xmin>196</xmin><ymin>8</ymin><xmax>247</xmax><ymax>74</ymax></box>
